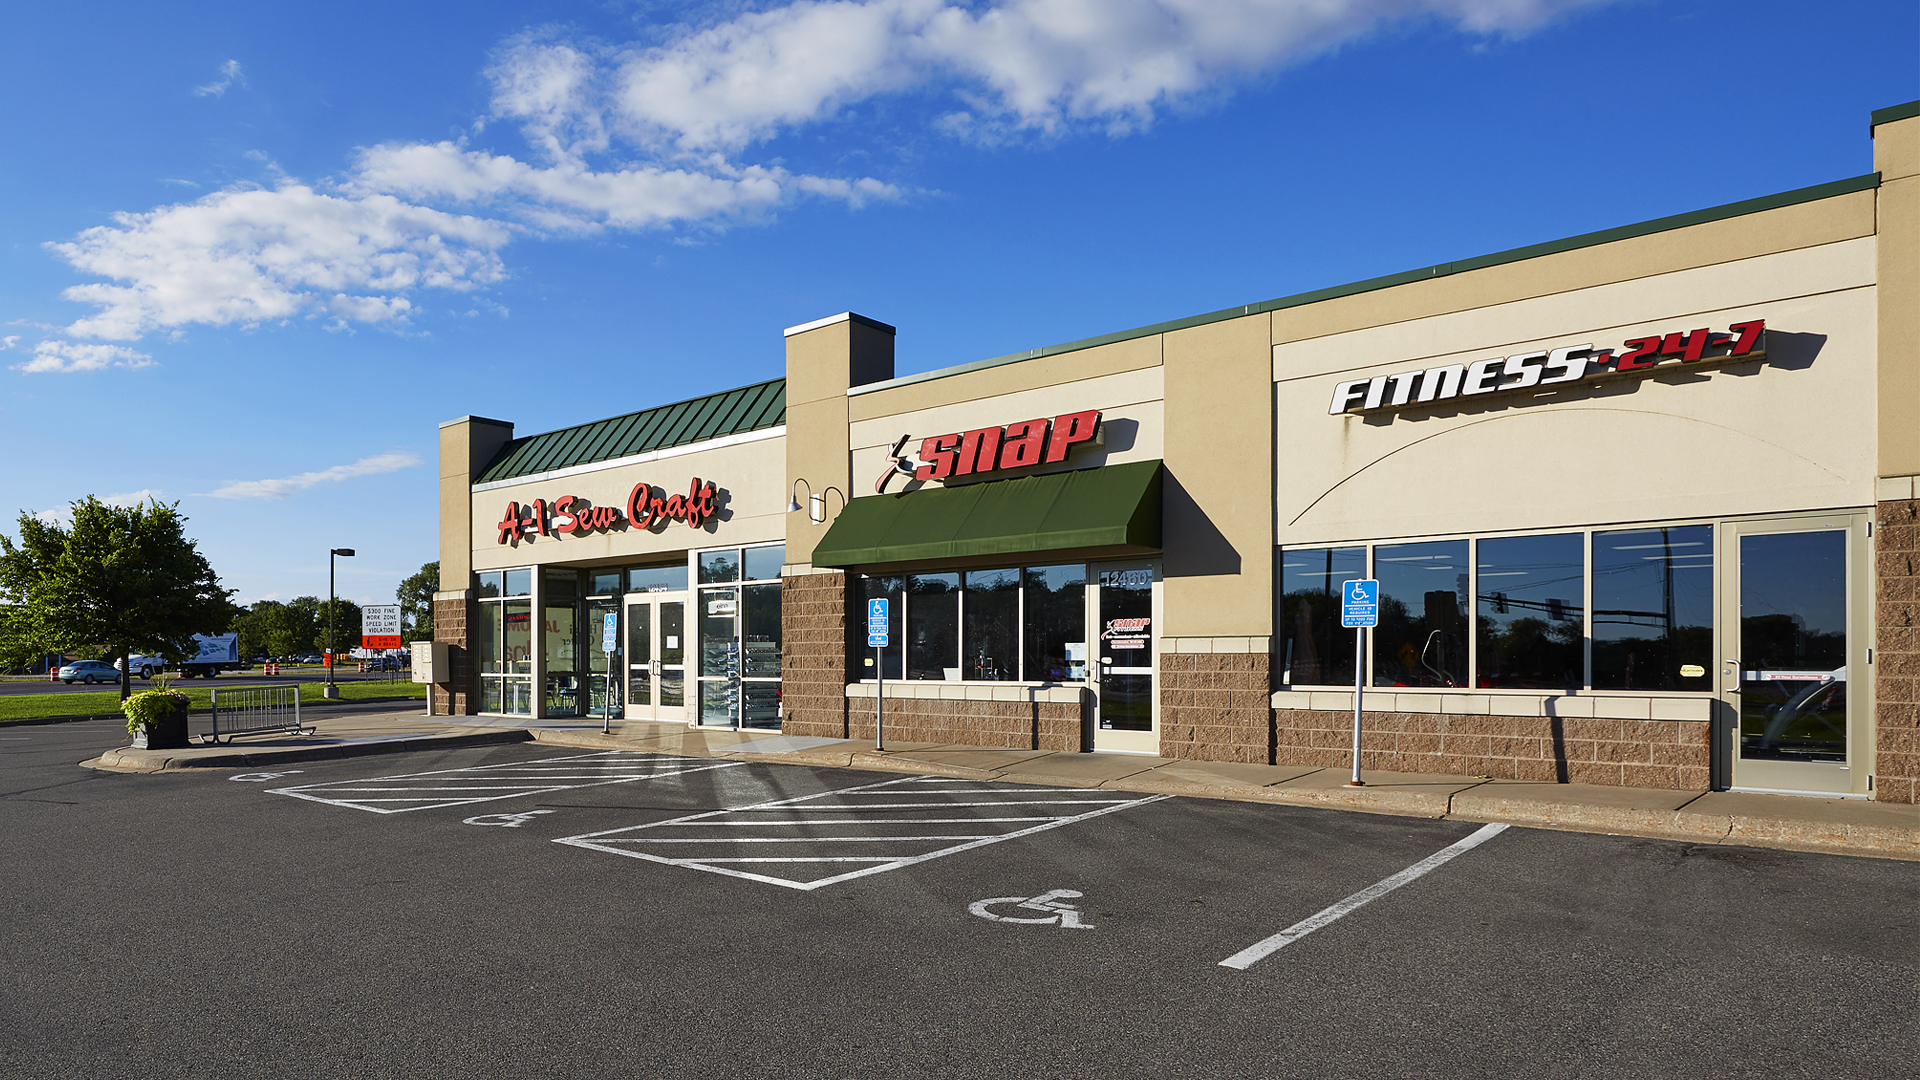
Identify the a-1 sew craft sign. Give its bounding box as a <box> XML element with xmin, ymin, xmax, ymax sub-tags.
<box><xmin>495</xmin><ymin>479</ymin><xmax>721</xmax><ymax>545</ymax></box>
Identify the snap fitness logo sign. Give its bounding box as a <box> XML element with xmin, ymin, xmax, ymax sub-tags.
<box><xmin>1327</xmin><ymin>319</ymin><xmax>1766</xmax><ymax>415</ymax></box>
<box><xmin>876</xmin><ymin>410</ymin><xmax>1101</xmax><ymax>494</ymax></box>
<box><xmin>496</xmin><ymin>479</ymin><xmax>719</xmax><ymax>545</ymax></box>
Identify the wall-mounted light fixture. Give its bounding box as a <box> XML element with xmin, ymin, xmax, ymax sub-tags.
<box><xmin>786</xmin><ymin>479</ymin><xmax>845</xmax><ymax>524</ymax></box>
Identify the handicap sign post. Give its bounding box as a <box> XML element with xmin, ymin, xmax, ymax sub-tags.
<box><xmin>601</xmin><ymin>612</ymin><xmax>620</xmax><ymax>733</ymax></box>
<box><xmin>868</xmin><ymin>598</ymin><xmax>890</xmax><ymax>750</ymax></box>
<box><xmin>1341</xmin><ymin>580</ymin><xmax>1379</xmax><ymax>787</ymax></box>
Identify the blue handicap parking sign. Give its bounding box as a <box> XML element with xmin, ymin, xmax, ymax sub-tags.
<box><xmin>868</xmin><ymin>598</ymin><xmax>890</xmax><ymax>647</ymax></box>
<box><xmin>1341</xmin><ymin>579</ymin><xmax>1379</xmax><ymax>628</ymax></box>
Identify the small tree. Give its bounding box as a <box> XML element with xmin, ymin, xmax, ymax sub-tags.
<box><xmin>315</xmin><ymin>597</ymin><xmax>362</xmax><ymax>658</ymax></box>
<box><xmin>398</xmin><ymin>561</ymin><xmax>439</xmax><ymax>645</ymax></box>
<box><xmin>0</xmin><ymin>498</ymin><xmax>232</xmax><ymax>700</ymax></box>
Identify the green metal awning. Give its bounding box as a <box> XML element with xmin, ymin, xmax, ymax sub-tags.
<box><xmin>810</xmin><ymin>460</ymin><xmax>1161</xmax><ymax>568</ymax></box>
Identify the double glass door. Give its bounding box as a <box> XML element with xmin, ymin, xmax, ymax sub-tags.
<box><xmin>625</xmin><ymin>594</ymin><xmax>688</xmax><ymax>723</ymax></box>
<box><xmin>1093</xmin><ymin>562</ymin><xmax>1160</xmax><ymax>754</ymax></box>
<box><xmin>1722</xmin><ymin>515</ymin><xmax>1868</xmax><ymax>797</ymax></box>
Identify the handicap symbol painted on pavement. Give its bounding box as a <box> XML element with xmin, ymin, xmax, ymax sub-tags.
<box><xmin>231</xmin><ymin>771</ymin><xmax>304</xmax><ymax>782</ymax></box>
<box><xmin>969</xmin><ymin>889</ymin><xmax>1095</xmax><ymax>929</ymax></box>
<box><xmin>463</xmin><ymin>809</ymin><xmax>557</xmax><ymax>828</ymax></box>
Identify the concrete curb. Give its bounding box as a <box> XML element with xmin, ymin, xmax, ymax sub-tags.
<box><xmin>526</xmin><ymin>728</ymin><xmax>1919</xmax><ymax>861</ymax></box>
<box><xmin>81</xmin><ymin>729</ymin><xmax>530</xmax><ymax>773</ymax></box>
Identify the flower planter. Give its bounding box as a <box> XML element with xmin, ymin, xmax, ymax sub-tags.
<box><xmin>129</xmin><ymin>706</ymin><xmax>190</xmax><ymax>750</ymax></box>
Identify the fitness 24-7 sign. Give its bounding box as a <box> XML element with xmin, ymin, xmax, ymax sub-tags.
<box><xmin>1327</xmin><ymin>319</ymin><xmax>1767</xmax><ymax>415</ymax></box>
<box><xmin>495</xmin><ymin>479</ymin><xmax>719</xmax><ymax>545</ymax></box>
<box><xmin>875</xmin><ymin>409</ymin><xmax>1101</xmax><ymax>494</ymax></box>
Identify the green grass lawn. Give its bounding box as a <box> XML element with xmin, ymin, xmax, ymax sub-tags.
<box><xmin>0</xmin><ymin>680</ymin><xmax>429</xmax><ymax>723</ymax></box>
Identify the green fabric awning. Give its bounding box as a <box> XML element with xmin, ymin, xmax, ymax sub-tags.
<box><xmin>810</xmin><ymin>460</ymin><xmax>1161</xmax><ymax>568</ymax></box>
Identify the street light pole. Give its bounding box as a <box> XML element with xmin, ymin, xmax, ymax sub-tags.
<box><xmin>325</xmin><ymin>548</ymin><xmax>355</xmax><ymax>699</ymax></box>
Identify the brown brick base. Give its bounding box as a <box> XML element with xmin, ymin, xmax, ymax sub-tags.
<box><xmin>1273</xmin><ymin>709</ymin><xmax>1711</xmax><ymax>790</ymax></box>
<box><xmin>780</xmin><ymin>570</ymin><xmax>854</xmax><ymax>740</ymax></box>
<box><xmin>1876</xmin><ymin>498</ymin><xmax>1920</xmax><ymax>803</ymax></box>
<box><xmin>1159</xmin><ymin>651</ymin><xmax>1272</xmax><ymax>764</ymax></box>
<box><xmin>431</xmin><ymin>596</ymin><xmax>475</xmax><ymax>716</ymax></box>
<box><xmin>846</xmin><ymin>694</ymin><xmax>1087</xmax><ymax>750</ymax></box>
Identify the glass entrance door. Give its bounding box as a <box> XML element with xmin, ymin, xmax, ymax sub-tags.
<box><xmin>1723</xmin><ymin>516</ymin><xmax>1867</xmax><ymax>796</ymax></box>
<box><xmin>624</xmin><ymin>595</ymin><xmax>688</xmax><ymax>723</ymax></box>
<box><xmin>1093</xmin><ymin>563</ymin><xmax>1159</xmax><ymax>754</ymax></box>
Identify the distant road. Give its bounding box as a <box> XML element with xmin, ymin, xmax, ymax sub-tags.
<box><xmin>0</xmin><ymin>669</ymin><xmax>396</xmax><ymax>697</ymax></box>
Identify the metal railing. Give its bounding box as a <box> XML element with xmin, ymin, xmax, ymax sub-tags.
<box><xmin>199</xmin><ymin>684</ymin><xmax>312</xmax><ymax>744</ymax></box>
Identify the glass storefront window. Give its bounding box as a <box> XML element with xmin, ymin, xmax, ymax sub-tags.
<box><xmin>544</xmin><ymin>602</ymin><xmax>578</xmax><ymax>717</ymax></box>
<box><xmin>963</xmin><ymin>568</ymin><xmax>1020</xmax><ymax>681</ymax></box>
<box><xmin>1593</xmin><ymin>526</ymin><xmax>1713</xmax><ymax>691</ymax></box>
<box><xmin>588</xmin><ymin>570</ymin><xmax>622</xmax><ymax>596</ymax></box>
<box><xmin>503</xmin><ymin>601</ymin><xmax>532</xmax><ymax>673</ymax></box>
<box><xmin>477</xmin><ymin>571</ymin><xmax>502</xmax><ymax>598</ymax></box>
<box><xmin>544</xmin><ymin>570</ymin><xmax>578</xmax><ymax>603</ymax></box>
<box><xmin>743</xmin><ymin>544</ymin><xmax>784</xmax><ymax>582</ymax></box>
<box><xmin>1374</xmin><ymin>540</ymin><xmax>1468</xmax><ymax>687</ymax></box>
<box><xmin>477</xmin><ymin>603</ymin><xmax>503</xmax><ymax>673</ymax></box>
<box><xmin>699</xmin><ymin>549</ymin><xmax>740</xmax><ymax>584</ymax></box>
<box><xmin>744</xmin><ymin>583</ymin><xmax>781</xmax><ymax>677</ymax></box>
<box><xmin>1023</xmin><ymin>565</ymin><xmax>1086</xmax><ymax>683</ymax></box>
<box><xmin>907</xmin><ymin>573</ymin><xmax>959</xmax><ymax>680</ymax></box>
<box><xmin>629</xmin><ymin>563</ymin><xmax>688</xmax><ymax>593</ymax></box>
<box><xmin>1476</xmin><ymin>534</ymin><xmax>1584</xmax><ymax>689</ymax></box>
<box><xmin>1279</xmin><ymin>546</ymin><xmax>1365</xmax><ymax>687</ymax></box>
<box><xmin>503</xmin><ymin>569</ymin><xmax>532</xmax><ymax>597</ymax></box>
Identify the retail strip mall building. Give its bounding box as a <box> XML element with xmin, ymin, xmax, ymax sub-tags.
<box><xmin>436</xmin><ymin>102</ymin><xmax>1920</xmax><ymax>804</ymax></box>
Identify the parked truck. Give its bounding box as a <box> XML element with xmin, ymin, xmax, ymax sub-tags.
<box><xmin>118</xmin><ymin>634</ymin><xmax>244</xmax><ymax>679</ymax></box>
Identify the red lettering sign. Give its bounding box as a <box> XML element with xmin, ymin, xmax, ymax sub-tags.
<box><xmin>893</xmin><ymin>410</ymin><xmax>1104</xmax><ymax>489</ymax></box>
<box><xmin>496</xmin><ymin>479</ymin><xmax>722</xmax><ymax>544</ymax></box>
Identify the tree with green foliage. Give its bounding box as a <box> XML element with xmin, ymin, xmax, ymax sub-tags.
<box><xmin>0</xmin><ymin>498</ymin><xmax>233</xmax><ymax>700</ymax></box>
<box><xmin>315</xmin><ymin>597</ymin><xmax>362</xmax><ymax>657</ymax></box>
<box><xmin>397</xmin><ymin>561</ymin><xmax>438</xmax><ymax>644</ymax></box>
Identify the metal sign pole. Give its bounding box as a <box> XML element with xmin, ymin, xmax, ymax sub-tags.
<box><xmin>875</xmin><ymin>644</ymin><xmax>885</xmax><ymax>751</ymax></box>
<box><xmin>1350</xmin><ymin>628</ymin><xmax>1365</xmax><ymax>787</ymax></box>
<box><xmin>1341</xmin><ymin>578</ymin><xmax>1378</xmax><ymax>789</ymax></box>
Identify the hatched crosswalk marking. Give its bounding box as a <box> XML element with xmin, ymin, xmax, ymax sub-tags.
<box><xmin>554</xmin><ymin>775</ymin><xmax>1170</xmax><ymax>890</ymax></box>
<box><xmin>266</xmin><ymin>751</ymin><xmax>741</xmax><ymax>814</ymax></box>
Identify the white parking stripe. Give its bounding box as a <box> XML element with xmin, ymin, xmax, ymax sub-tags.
<box><xmin>556</xmin><ymin>775</ymin><xmax>1169</xmax><ymax>890</ymax></box>
<box><xmin>1218</xmin><ymin>822</ymin><xmax>1510</xmax><ymax>970</ymax></box>
<box><xmin>267</xmin><ymin>751</ymin><xmax>741</xmax><ymax>814</ymax></box>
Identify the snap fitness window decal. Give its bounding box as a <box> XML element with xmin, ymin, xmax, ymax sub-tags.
<box><xmin>1327</xmin><ymin>319</ymin><xmax>1767</xmax><ymax>416</ymax></box>
<box><xmin>876</xmin><ymin>410</ymin><xmax>1101</xmax><ymax>494</ymax></box>
<box><xmin>494</xmin><ymin>479</ymin><xmax>719</xmax><ymax>544</ymax></box>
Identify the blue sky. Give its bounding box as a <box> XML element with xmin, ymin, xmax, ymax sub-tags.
<box><xmin>2</xmin><ymin>0</ymin><xmax>1914</xmax><ymax>608</ymax></box>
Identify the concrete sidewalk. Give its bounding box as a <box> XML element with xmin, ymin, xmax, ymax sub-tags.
<box><xmin>81</xmin><ymin>712</ymin><xmax>1919</xmax><ymax>861</ymax></box>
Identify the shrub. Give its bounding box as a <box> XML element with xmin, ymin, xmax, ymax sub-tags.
<box><xmin>121</xmin><ymin>687</ymin><xmax>190</xmax><ymax>736</ymax></box>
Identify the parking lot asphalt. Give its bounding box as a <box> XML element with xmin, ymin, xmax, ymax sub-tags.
<box><xmin>5</xmin><ymin>719</ymin><xmax>1916</xmax><ymax>1079</ymax></box>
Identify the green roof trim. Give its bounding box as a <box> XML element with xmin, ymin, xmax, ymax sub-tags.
<box><xmin>809</xmin><ymin>460</ymin><xmax>1162</xmax><ymax>568</ymax></box>
<box><xmin>477</xmin><ymin>378</ymin><xmax>786</xmax><ymax>484</ymax></box>
<box><xmin>1871</xmin><ymin>100</ymin><xmax>1919</xmax><ymax>128</ymax></box>
<box><xmin>851</xmin><ymin>172</ymin><xmax>1883</xmax><ymax>398</ymax></box>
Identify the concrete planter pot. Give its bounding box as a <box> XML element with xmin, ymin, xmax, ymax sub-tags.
<box><xmin>130</xmin><ymin>707</ymin><xmax>189</xmax><ymax>750</ymax></box>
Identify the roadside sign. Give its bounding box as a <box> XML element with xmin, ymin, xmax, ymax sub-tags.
<box><xmin>868</xmin><ymin>634</ymin><xmax>888</xmax><ymax>648</ymax></box>
<box><xmin>602</xmin><ymin>612</ymin><xmax>618</xmax><ymax>652</ymax></box>
<box><xmin>1340</xmin><ymin>579</ymin><xmax>1379</xmax><ymax>628</ymax></box>
<box><xmin>867</xmin><ymin>598</ymin><xmax>889</xmax><ymax>647</ymax></box>
<box><xmin>362</xmin><ymin>604</ymin><xmax>403</xmax><ymax>650</ymax></box>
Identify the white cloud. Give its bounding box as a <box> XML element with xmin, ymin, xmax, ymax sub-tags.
<box><xmin>48</xmin><ymin>184</ymin><xmax>510</xmax><ymax>341</ymax></box>
<box><xmin>0</xmin><ymin>336</ymin><xmax>17</xmax><ymax>350</ymax></box>
<box><xmin>102</xmin><ymin>489</ymin><xmax>162</xmax><ymax>507</ymax></box>
<box><xmin>600</xmin><ymin>0</ymin><xmax>1612</xmax><ymax>150</ymax></box>
<box><xmin>351</xmin><ymin>141</ymin><xmax>897</xmax><ymax>231</ymax></box>
<box><xmin>194</xmin><ymin>59</ymin><xmax>246</xmax><ymax>98</ymax></box>
<box><xmin>204</xmin><ymin>451</ymin><xmax>423</xmax><ymax>500</ymax></box>
<box><xmin>13</xmin><ymin>341</ymin><xmax>155</xmax><ymax>373</ymax></box>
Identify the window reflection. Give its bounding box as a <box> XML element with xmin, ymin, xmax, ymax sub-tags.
<box><xmin>1476</xmin><ymin>534</ymin><xmax>1584</xmax><ymax>689</ymax></box>
<box><xmin>1374</xmin><ymin>541</ymin><xmax>1468</xmax><ymax>687</ymax></box>
<box><xmin>907</xmin><ymin>573</ymin><xmax>959</xmax><ymax>680</ymax></box>
<box><xmin>1279</xmin><ymin>547</ymin><xmax>1364</xmax><ymax>686</ymax></box>
<box><xmin>1592</xmin><ymin>526</ymin><xmax>1712</xmax><ymax>691</ymax></box>
<box><xmin>962</xmin><ymin>568</ymin><xmax>1019</xmax><ymax>681</ymax></box>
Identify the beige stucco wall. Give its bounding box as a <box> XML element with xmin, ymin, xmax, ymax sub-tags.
<box><xmin>1878</xmin><ymin>113</ymin><xmax>1919</xmax><ymax>480</ymax></box>
<box><xmin>786</xmin><ymin>317</ymin><xmax>894</xmax><ymax>565</ymax></box>
<box><xmin>1274</xmin><ymin>237</ymin><xmax>1878</xmax><ymax>545</ymax></box>
<box><xmin>471</xmin><ymin>435</ymin><xmax>786</xmax><ymax>570</ymax></box>
<box><xmin>439</xmin><ymin>417</ymin><xmax>514</xmax><ymax>584</ymax></box>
